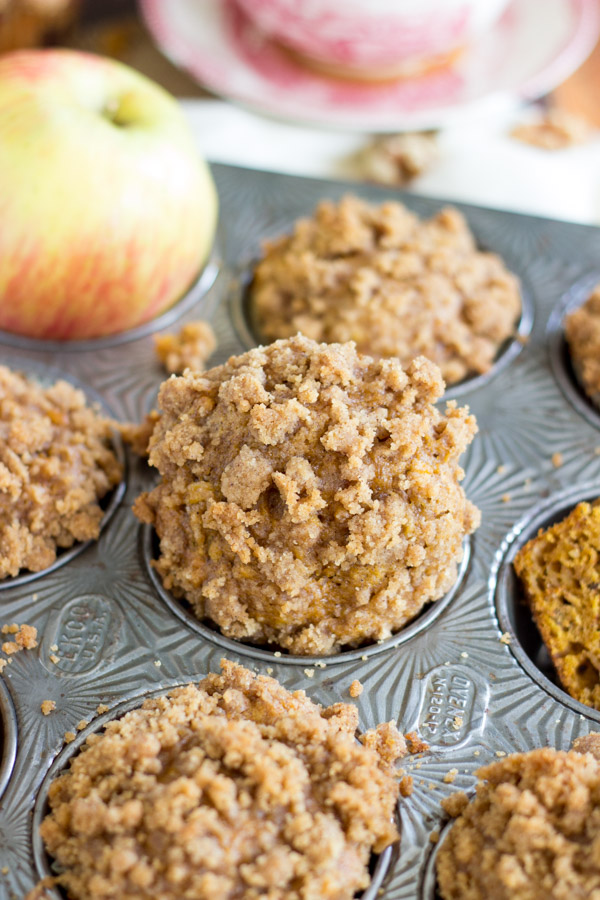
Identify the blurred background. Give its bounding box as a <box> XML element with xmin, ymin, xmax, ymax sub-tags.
<box><xmin>4</xmin><ymin>0</ymin><xmax>600</xmax><ymax>224</ymax></box>
<box><xmin>0</xmin><ymin>0</ymin><xmax>207</xmax><ymax>93</ymax></box>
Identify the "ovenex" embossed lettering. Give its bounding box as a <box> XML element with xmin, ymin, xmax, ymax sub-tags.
<box><xmin>416</xmin><ymin>664</ymin><xmax>487</xmax><ymax>749</ymax></box>
<box><xmin>43</xmin><ymin>595</ymin><xmax>120</xmax><ymax>675</ymax></box>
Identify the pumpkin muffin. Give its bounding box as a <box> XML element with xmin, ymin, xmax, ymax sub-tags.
<box><xmin>251</xmin><ymin>196</ymin><xmax>521</xmax><ymax>386</ymax></box>
<box><xmin>513</xmin><ymin>501</ymin><xmax>600</xmax><ymax>710</ymax></box>
<box><xmin>134</xmin><ymin>335</ymin><xmax>479</xmax><ymax>655</ymax></box>
<box><xmin>437</xmin><ymin>747</ymin><xmax>600</xmax><ymax>900</ymax></box>
<box><xmin>0</xmin><ymin>365</ymin><xmax>122</xmax><ymax>579</ymax></box>
<box><xmin>565</xmin><ymin>284</ymin><xmax>600</xmax><ymax>403</ymax></box>
<box><xmin>38</xmin><ymin>660</ymin><xmax>404</xmax><ymax>900</ymax></box>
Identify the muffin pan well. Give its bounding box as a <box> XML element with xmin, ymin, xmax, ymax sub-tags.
<box><xmin>0</xmin><ymin>680</ymin><xmax>17</xmax><ymax>803</ymax></box>
<box><xmin>0</xmin><ymin>360</ymin><xmax>126</xmax><ymax>592</ymax></box>
<box><xmin>142</xmin><ymin>525</ymin><xmax>472</xmax><ymax>666</ymax></box>
<box><xmin>0</xmin><ymin>256</ymin><xmax>220</xmax><ymax>355</ymax></box>
<box><xmin>548</xmin><ymin>270</ymin><xmax>600</xmax><ymax>430</ymax></box>
<box><xmin>1</xmin><ymin>164</ymin><xmax>600</xmax><ymax>898</ymax></box>
<box><xmin>420</xmin><ymin>820</ymin><xmax>454</xmax><ymax>900</ymax></box>
<box><xmin>31</xmin><ymin>687</ymin><xmax>399</xmax><ymax>900</ymax></box>
<box><xmin>230</xmin><ymin>254</ymin><xmax>536</xmax><ymax>402</ymax></box>
<box><xmin>494</xmin><ymin>482</ymin><xmax>600</xmax><ymax>725</ymax></box>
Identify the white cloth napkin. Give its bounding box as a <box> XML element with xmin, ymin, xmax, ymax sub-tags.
<box><xmin>181</xmin><ymin>98</ymin><xmax>600</xmax><ymax>226</ymax></box>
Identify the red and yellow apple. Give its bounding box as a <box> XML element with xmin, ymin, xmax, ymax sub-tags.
<box><xmin>0</xmin><ymin>49</ymin><xmax>218</xmax><ymax>340</ymax></box>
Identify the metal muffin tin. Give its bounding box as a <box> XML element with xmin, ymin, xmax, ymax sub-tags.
<box><xmin>1</xmin><ymin>163</ymin><xmax>600</xmax><ymax>899</ymax></box>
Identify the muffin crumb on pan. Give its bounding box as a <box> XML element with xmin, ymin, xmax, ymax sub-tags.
<box><xmin>0</xmin><ymin>366</ymin><xmax>122</xmax><ymax>579</ymax></box>
<box><xmin>0</xmin><ymin>622</ymin><xmax>37</xmax><ymax>654</ymax></box>
<box><xmin>154</xmin><ymin>320</ymin><xmax>217</xmax><ymax>375</ymax></box>
<box><xmin>134</xmin><ymin>334</ymin><xmax>479</xmax><ymax>655</ymax></box>
<box><xmin>35</xmin><ymin>660</ymin><xmax>404</xmax><ymax>900</ymax></box>
<box><xmin>399</xmin><ymin>775</ymin><xmax>414</xmax><ymax>797</ymax></box>
<box><xmin>251</xmin><ymin>196</ymin><xmax>521</xmax><ymax>386</ymax></box>
<box><xmin>513</xmin><ymin>500</ymin><xmax>600</xmax><ymax>710</ymax></box>
<box><xmin>360</xmin><ymin>720</ymin><xmax>407</xmax><ymax>769</ymax></box>
<box><xmin>349</xmin><ymin>678</ymin><xmax>363</xmax><ymax>697</ymax></box>
<box><xmin>572</xmin><ymin>732</ymin><xmax>600</xmax><ymax>760</ymax></box>
<box><xmin>405</xmin><ymin>731</ymin><xmax>430</xmax><ymax>754</ymax></box>
<box><xmin>119</xmin><ymin>410</ymin><xmax>160</xmax><ymax>458</ymax></box>
<box><xmin>437</xmin><ymin>747</ymin><xmax>600</xmax><ymax>899</ymax></box>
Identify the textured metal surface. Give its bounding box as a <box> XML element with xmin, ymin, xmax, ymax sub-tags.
<box><xmin>1</xmin><ymin>163</ymin><xmax>600</xmax><ymax>899</ymax></box>
<box><xmin>420</xmin><ymin>820</ymin><xmax>453</xmax><ymax>900</ymax></box>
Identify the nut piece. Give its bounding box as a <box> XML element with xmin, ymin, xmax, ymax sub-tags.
<box><xmin>437</xmin><ymin>748</ymin><xmax>600</xmax><ymax>899</ymax></box>
<box><xmin>511</xmin><ymin>108</ymin><xmax>592</xmax><ymax>150</ymax></box>
<box><xmin>251</xmin><ymin>196</ymin><xmax>521</xmax><ymax>386</ymax></box>
<box><xmin>0</xmin><ymin>366</ymin><xmax>122</xmax><ymax>579</ymax></box>
<box><xmin>39</xmin><ymin>660</ymin><xmax>401</xmax><ymax>900</ymax></box>
<box><xmin>357</xmin><ymin>132</ymin><xmax>438</xmax><ymax>186</ymax></box>
<box><xmin>514</xmin><ymin>501</ymin><xmax>600</xmax><ymax>710</ymax></box>
<box><xmin>134</xmin><ymin>335</ymin><xmax>479</xmax><ymax>655</ymax></box>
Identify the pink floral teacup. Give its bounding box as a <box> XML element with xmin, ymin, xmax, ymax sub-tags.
<box><xmin>235</xmin><ymin>0</ymin><xmax>511</xmax><ymax>79</ymax></box>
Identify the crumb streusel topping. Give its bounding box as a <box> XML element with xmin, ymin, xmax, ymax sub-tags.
<box><xmin>572</xmin><ymin>732</ymin><xmax>600</xmax><ymax>760</ymax></box>
<box><xmin>38</xmin><ymin>660</ymin><xmax>403</xmax><ymax>900</ymax></box>
<box><xmin>251</xmin><ymin>196</ymin><xmax>521</xmax><ymax>386</ymax></box>
<box><xmin>565</xmin><ymin>285</ymin><xmax>600</xmax><ymax>401</ymax></box>
<box><xmin>134</xmin><ymin>335</ymin><xmax>479</xmax><ymax>655</ymax></box>
<box><xmin>0</xmin><ymin>366</ymin><xmax>122</xmax><ymax>579</ymax></box>
<box><xmin>437</xmin><ymin>748</ymin><xmax>600</xmax><ymax>900</ymax></box>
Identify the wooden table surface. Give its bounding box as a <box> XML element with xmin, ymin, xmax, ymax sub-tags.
<box><xmin>70</xmin><ymin>14</ymin><xmax>209</xmax><ymax>98</ymax></box>
<box><xmin>554</xmin><ymin>30</ymin><xmax>600</xmax><ymax>125</ymax></box>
